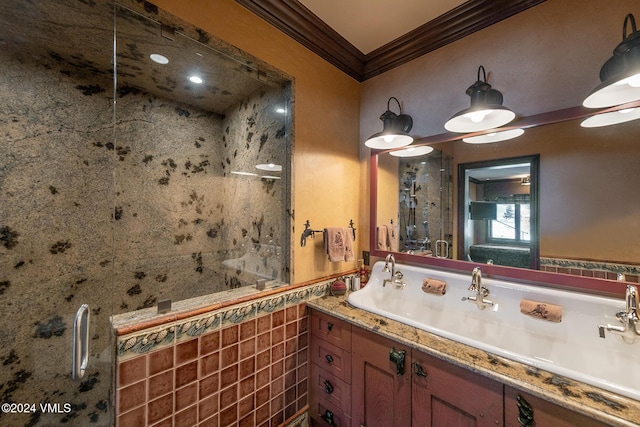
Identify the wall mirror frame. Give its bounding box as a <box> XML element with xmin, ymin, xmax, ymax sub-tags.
<box><xmin>370</xmin><ymin>101</ymin><xmax>640</xmax><ymax>297</ymax></box>
<box><xmin>457</xmin><ymin>154</ymin><xmax>540</xmax><ymax>270</ymax></box>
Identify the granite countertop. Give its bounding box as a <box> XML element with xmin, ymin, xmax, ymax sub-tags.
<box><xmin>307</xmin><ymin>295</ymin><xmax>640</xmax><ymax>427</ymax></box>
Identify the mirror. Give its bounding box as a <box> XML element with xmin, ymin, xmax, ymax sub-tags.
<box><xmin>372</xmin><ymin>109</ymin><xmax>640</xmax><ymax>287</ymax></box>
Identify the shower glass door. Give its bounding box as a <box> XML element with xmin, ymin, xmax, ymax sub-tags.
<box><xmin>0</xmin><ymin>1</ymin><xmax>116</xmax><ymax>425</ymax></box>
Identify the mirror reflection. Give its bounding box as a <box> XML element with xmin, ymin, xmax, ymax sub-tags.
<box><xmin>376</xmin><ymin>147</ymin><xmax>453</xmax><ymax>258</ymax></box>
<box><xmin>459</xmin><ymin>155</ymin><xmax>539</xmax><ymax>269</ymax></box>
<box><xmin>375</xmin><ymin>117</ymin><xmax>640</xmax><ymax>279</ymax></box>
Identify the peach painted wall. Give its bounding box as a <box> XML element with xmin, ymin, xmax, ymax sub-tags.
<box><xmin>361</xmin><ymin>0</ymin><xmax>640</xmax><ymax>264</ymax></box>
<box><xmin>151</xmin><ymin>0</ymin><xmax>362</xmax><ymax>283</ymax></box>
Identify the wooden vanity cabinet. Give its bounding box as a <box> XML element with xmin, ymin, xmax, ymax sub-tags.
<box><xmin>309</xmin><ymin>309</ymin><xmax>610</xmax><ymax>427</ymax></box>
<box><xmin>412</xmin><ymin>350</ymin><xmax>503</xmax><ymax>426</ymax></box>
<box><xmin>504</xmin><ymin>386</ymin><xmax>609</xmax><ymax>427</ymax></box>
<box><xmin>309</xmin><ymin>309</ymin><xmax>352</xmax><ymax>427</ymax></box>
<box><xmin>351</xmin><ymin>327</ymin><xmax>412</xmax><ymax>427</ymax></box>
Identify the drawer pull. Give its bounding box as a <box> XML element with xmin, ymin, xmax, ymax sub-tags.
<box><xmin>327</xmin><ymin>322</ymin><xmax>333</xmax><ymax>331</ymax></box>
<box><xmin>325</xmin><ymin>354</ymin><xmax>334</xmax><ymax>364</ymax></box>
<box><xmin>517</xmin><ymin>395</ymin><xmax>534</xmax><ymax>427</ymax></box>
<box><xmin>323</xmin><ymin>379</ymin><xmax>334</xmax><ymax>394</ymax></box>
<box><xmin>389</xmin><ymin>347</ymin><xmax>406</xmax><ymax>376</ymax></box>
<box><xmin>322</xmin><ymin>409</ymin><xmax>337</xmax><ymax>426</ymax></box>
<box><xmin>413</xmin><ymin>361</ymin><xmax>428</xmax><ymax>378</ymax></box>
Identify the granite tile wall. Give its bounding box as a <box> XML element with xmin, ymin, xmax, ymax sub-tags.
<box><xmin>0</xmin><ymin>2</ymin><xmax>289</xmax><ymax>426</ymax></box>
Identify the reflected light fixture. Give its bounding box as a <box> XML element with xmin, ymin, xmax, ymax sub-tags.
<box><xmin>580</xmin><ymin>107</ymin><xmax>640</xmax><ymax>127</ymax></box>
<box><xmin>189</xmin><ymin>75</ymin><xmax>203</xmax><ymax>84</ymax></box>
<box><xmin>256</xmin><ymin>163</ymin><xmax>282</xmax><ymax>172</ymax></box>
<box><xmin>462</xmin><ymin>128</ymin><xmax>524</xmax><ymax>144</ymax></box>
<box><xmin>583</xmin><ymin>14</ymin><xmax>640</xmax><ymax>108</ymax></box>
<box><xmin>389</xmin><ymin>145</ymin><xmax>434</xmax><ymax>157</ymax></box>
<box><xmin>521</xmin><ymin>176</ymin><xmax>531</xmax><ymax>186</ymax></box>
<box><xmin>364</xmin><ymin>97</ymin><xmax>413</xmax><ymax>149</ymax></box>
<box><xmin>150</xmin><ymin>53</ymin><xmax>169</xmax><ymax>65</ymax></box>
<box><xmin>445</xmin><ymin>66</ymin><xmax>516</xmax><ymax>133</ymax></box>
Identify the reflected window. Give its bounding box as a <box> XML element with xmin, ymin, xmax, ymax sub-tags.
<box><xmin>490</xmin><ymin>203</ymin><xmax>530</xmax><ymax>242</ymax></box>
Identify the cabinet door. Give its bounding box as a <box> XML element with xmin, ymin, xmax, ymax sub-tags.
<box><xmin>351</xmin><ymin>328</ymin><xmax>412</xmax><ymax>427</ymax></box>
<box><xmin>504</xmin><ymin>386</ymin><xmax>610</xmax><ymax>427</ymax></box>
<box><xmin>412</xmin><ymin>350</ymin><xmax>503</xmax><ymax>427</ymax></box>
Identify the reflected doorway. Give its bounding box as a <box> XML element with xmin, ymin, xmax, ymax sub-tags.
<box><xmin>457</xmin><ymin>155</ymin><xmax>539</xmax><ymax>269</ymax></box>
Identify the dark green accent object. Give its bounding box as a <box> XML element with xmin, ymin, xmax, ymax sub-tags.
<box><xmin>389</xmin><ymin>347</ymin><xmax>406</xmax><ymax>375</ymax></box>
<box><xmin>517</xmin><ymin>395</ymin><xmax>534</xmax><ymax>426</ymax></box>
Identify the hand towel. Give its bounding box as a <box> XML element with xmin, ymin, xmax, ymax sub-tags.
<box><xmin>520</xmin><ymin>299</ymin><xmax>563</xmax><ymax>323</ymax></box>
<box><xmin>422</xmin><ymin>278</ymin><xmax>447</xmax><ymax>295</ymax></box>
<box><xmin>343</xmin><ymin>227</ymin><xmax>355</xmax><ymax>262</ymax></box>
<box><xmin>324</xmin><ymin>227</ymin><xmax>345</xmax><ymax>262</ymax></box>
<box><xmin>377</xmin><ymin>225</ymin><xmax>389</xmax><ymax>250</ymax></box>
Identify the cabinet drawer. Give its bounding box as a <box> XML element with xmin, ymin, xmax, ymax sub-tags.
<box><xmin>310</xmin><ymin>337</ymin><xmax>352</xmax><ymax>383</ymax></box>
<box><xmin>309</xmin><ymin>309</ymin><xmax>352</xmax><ymax>351</ymax></box>
<box><xmin>309</xmin><ymin>396</ymin><xmax>350</xmax><ymax>427</ymax></box>
<box><xmin>310</xmin><ymin>363</ymin><xmax>351</xmax><ymax>413</ymax></box>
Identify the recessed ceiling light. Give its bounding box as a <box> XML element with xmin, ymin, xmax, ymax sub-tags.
<box><xmin>189</xmin><ymin>75</ymin><xmax>203</xmax><ymax>84</ymax></box>
<box><xmin>149</xmin><ymin>53</ymin><xmax>169</xmax><ymax>64</ymax></box>
<box><xmin>256</xmin><ymin>163</ymin><xmax>282</xmax><ymax>172</ymax></box>
<box><xmin>276</xmin><ymin>107</ymin><xmax>286</xmax><ymax>114</ymax></box>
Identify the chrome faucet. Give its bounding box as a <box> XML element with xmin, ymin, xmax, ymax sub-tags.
<box><xmin>598</xmin><ymin>284</ymin><xmax>640</xmax><ymax>342</ymax></box>
<box><xmin>382</xmin><ymin>254</ymin><xmax>405</xmax><ymax>289</ymax></box>
<box><xmin>465</xmin><ymin>267</ymin><xmax>495</xmax><ymax>310</ymax></box>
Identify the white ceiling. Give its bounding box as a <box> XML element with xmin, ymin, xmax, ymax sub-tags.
<box><xmin>298</xmin><ymin>0</ymin><xmax>466</xmax><ymax>54</ymax></box>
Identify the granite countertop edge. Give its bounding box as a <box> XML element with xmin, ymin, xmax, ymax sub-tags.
<box><xmin>307</xmin><ymin>295</ymin><xmax>640</xmax><ymax>427</ymax></box>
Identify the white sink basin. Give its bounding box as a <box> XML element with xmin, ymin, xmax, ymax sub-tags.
<box><xmin>348</xmin><ymin>261</ymin><xmax>640</xmax><ymax>401</ymax></box>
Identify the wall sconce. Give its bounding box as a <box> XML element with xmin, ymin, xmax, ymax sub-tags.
<box><xmin>583</xmin><ymin>14</ymin><xmax>640</xmax><ymax>109</ymax></box>
<box><xmin>364</xmin><ymin>97</ymin><xmax>414</xmax><ymax>149</ymax></box>
<box><xmin>445</xmin><ymin>66</ymin><xmax>515</xmax><ymax>133</ymax></box>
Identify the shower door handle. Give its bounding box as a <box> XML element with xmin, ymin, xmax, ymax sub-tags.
<box><xmin>72</xmin><ymin>304</ymin><xmax>90</xmax><ymax>380</ymax></box>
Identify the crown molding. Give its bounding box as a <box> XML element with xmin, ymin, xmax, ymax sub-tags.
<box><xmin>236</xmin><ymin>0</ymin><xmax>546</xmax><ymax>82</ymax></box>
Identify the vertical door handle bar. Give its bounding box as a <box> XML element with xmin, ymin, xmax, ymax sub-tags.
<box><xmin>72</xmin><ymin>304</ymin><xmax>90</xmax><ymax>380</ymax></box>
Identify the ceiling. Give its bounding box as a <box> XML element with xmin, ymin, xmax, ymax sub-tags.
<box><xmin>298</xmin><ymin>0</ymin><xmax>466</xmax><ymax>55</ymax></box>
<box><xmin>236</xmin><ymin>0</ymin><xmax>547</xmax><ymax>81</ymax></box>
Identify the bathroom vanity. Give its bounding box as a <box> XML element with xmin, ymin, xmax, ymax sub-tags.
<box><xmin>308</xmin><ymin>302</ymin><xmax>628</xmax><ymax>426</ymax></box>
<box><xmin>307</xmin><ymin>262</ymin><xmax>640</xmax><ymax>427</ymax></box>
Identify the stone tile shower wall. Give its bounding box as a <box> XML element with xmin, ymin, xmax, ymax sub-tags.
<box><xmin>0</xmin><ymin>7</ymin><xmax>288</xmax><ymax>427</ymax></box>
<box><xmin>113</xmin><ymin>83</ymin><xmax>288</xmax><ymax>312</ymax></box>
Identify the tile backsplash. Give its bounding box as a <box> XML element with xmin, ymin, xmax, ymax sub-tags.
<box><xmin>115</xmin><ymin>280</ymin><xmax>331</xmax><ymax>426</ymax></box>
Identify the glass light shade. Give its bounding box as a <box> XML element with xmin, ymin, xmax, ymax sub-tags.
<box><xmin>364</xmin><ymin>132</ymin><xmax>413</xmax><ymax>149</ymax></box>
<box><xmin>256</xmin><ymin>163</ymin><xmax>282</xmax><ymax>171</ymax></box>
<box><xmin>463</xmin><ymin>128</ymin><xmax>524</xmax><ymax>144</ymax></box>
<box><xmin>580</xmin><ymin>107</ymin><xmax>640</xmax><ymax>127</ymax></box>
<box><xmin>389</xmin><ymin>145</ymin><xmax>434</xmax><ymax>157</ymax></box>
<box><xmin>445</xmin><ymin>106</ymin><xmax>516</xmax><ymax>133</ymax></box>
<box><xmin>583</xmin><ymin>71</ymin><xmax>640</xmax><ymax>108</ymax></box>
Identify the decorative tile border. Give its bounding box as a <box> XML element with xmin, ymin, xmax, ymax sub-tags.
<box><xmin>116</xmin><ymin>280</ymin><xmax>331</xmax><ymax>360</ymax></box>
<box><xmin>540</xmin><ymin>257</ymin><xmax>640</xmax><ymax>277</ymax></box>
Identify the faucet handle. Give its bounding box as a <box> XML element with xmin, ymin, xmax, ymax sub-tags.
<box><xmin>394</xmin><ymin>271</ymin><xmax>403</xmax><ymax>280</ymax></box>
